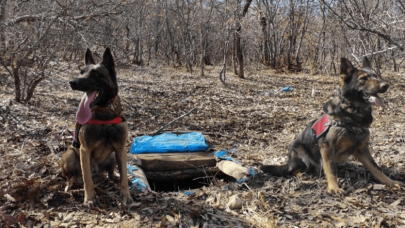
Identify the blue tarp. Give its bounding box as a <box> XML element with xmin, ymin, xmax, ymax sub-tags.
<box><xmin>130</xmin><ymin>132</ymin><xmax>209</xmax><ymax>154</ymax></box>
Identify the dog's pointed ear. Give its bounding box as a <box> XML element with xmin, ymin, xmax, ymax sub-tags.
<box><xmin>340</xmin><ymin>58</ymin><xmax>354</xmax><ymax>75</ymax></box>
<box><xmin>361</xmin><ymin>56</ymin><xmax>372</xmax><ymax>70</ymax></box>
<box><xmin>340</xmin><ymin>58</ymin><xmax>355</xmax><ymax>88</ymax></box>
<box><xmin>85</xmin><ymin>48</ymin><xmax>95</xmax><ymax>65</ymax></box>
<box><xmin>102</xmin><ymin>48</ymin><xmax>115</xmax><ymax>71</ymax></box>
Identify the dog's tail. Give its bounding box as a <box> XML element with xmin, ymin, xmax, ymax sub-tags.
<box><xmin>260</xmin><ymin>164</ymin><xmax>291</xmax><ymax>176</ymax></box>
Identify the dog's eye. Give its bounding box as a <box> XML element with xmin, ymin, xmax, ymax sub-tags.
<box><xmin>359</xmin><ymin>77</ymin><xmax>368</xmax><ymax>81</ymax></box>
<box><xmin>80</xmin><ymin>69</ymin><xmax>85</xmax><ymax>74</ymax></box>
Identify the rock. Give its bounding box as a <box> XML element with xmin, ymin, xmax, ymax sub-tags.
<box><xmin>216</xmin><ymin>160</ymin><xmax>249</xmax><ymax>180</ymax></box>
<box><xmin>227</xmin><ymin>195</ymin><xmax>242</xmax><ymax>210</ymax></box>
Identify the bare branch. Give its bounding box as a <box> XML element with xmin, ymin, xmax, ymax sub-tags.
<box><xmin>151</xmin><ymin>107</ymin><xmax>197</xmax><ymax>136</ymax></box>
<box><xmin>321</xmin><ymin>0</ymin><xmax>404</xmax><ymax>51</ymax></box>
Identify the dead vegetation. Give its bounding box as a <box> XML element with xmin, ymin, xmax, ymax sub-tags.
<box><xmin>1</xmin><ymin>62</ymin><xmax>405</xmax><ymax>227</ymax></box>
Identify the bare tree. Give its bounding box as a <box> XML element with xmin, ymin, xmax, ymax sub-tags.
<box><xmin>232</xmin><ymin>0</ymin><xmax>252</xmax><ymax>79</ymax></box>
<box><xmin>199</xmin><ymin>0</ymin><xmax>214</xmax><ymax>76</ymax></box>
<box><xmin>220</xmin><ymin>0</ymin><xmax>232</xmax><ymax>84</ymax></box>
<box><xmin>0</xmin><ymin>1</ymin><xmax>61</xmax><ymax>102</ymax></box>
<box><xmin>321</xmin><ymin>0</ymin><xmax>405</xmax><ymax>70</ymax></box>
<box><xmin>2</xmin><ymin>0</ymin><xmax>405</xmax><ymax>100</ymax></box>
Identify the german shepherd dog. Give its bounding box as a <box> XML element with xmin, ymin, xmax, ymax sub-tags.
<box><xmin>59</xmin><ymin>48</ymin><xmax>133</xmax><ymax>207</ymax></box>
<box><xmin>261</xmin><ymin>57</ymin><xmax>403</xmax><ymax>194</ymax></box>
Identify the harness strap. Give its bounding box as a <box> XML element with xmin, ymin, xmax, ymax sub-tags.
<box><xmin>311</xmin><ymin>114</ymin><xmax>331</xmax><ymax>139</ymax></box>
<box><xmin>311</xmin><ymin>114</ymin><xmax>367</xmax><ymax>140</ymax></box>
<box><xmin>72</xmin><ymin>117</ymin><xmax>125</xmax><ymax>148</ymax></box>
<box><xmin>86</xmin><ymin>117</ymin><xmax>122</xmax><ymax>125</ymax></box>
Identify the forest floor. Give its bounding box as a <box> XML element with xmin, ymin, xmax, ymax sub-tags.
<box><xmin>1</xmin><ymin>61</ymin><xmax>405</xmax><ymax>228</ymax></box>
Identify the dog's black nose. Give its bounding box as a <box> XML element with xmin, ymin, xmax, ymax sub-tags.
<box><xmin>69</xmin><ymin>79</ymin><xmax>78</xmax><ymax>86</ymax></box>
<box><xmin>69</xmin><ymin>78</ymin><xmax>81</xmax><ymax>90</ymax></box>
<box><xmin>381</xmin><ymin>82</ymin><xmax>389</xmax><ymax>92</ymax></box>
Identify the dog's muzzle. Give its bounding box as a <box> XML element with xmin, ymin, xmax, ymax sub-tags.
<box><xmin>69</xmin><ymin>78</ymin><xmax>81</xmax><ymax>90</ymax></box>
<box><xmin>379</xmin><ymin>82</ymin><xmax>389</xmax><ymax>93</ymax></box>
<box><xmin>69</xmin><ymin>78</ymin><xmax>93</xmax><ymax>91</ymax></box>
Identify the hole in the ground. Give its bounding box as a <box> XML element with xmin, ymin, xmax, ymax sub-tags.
<box><xmin>150</xmin><ymin>177</ymin><xmax>211</xmax><ymax>192</ymax></box>
<box><xmin>149</xmin><ymin>175</ymin><xmax>232</xmax><ymax>192</ymax></box>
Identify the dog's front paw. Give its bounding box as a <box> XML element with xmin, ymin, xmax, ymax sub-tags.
<box><xmin>327</xmin><ymin>187</ymin><xmax>345</xmax><ymax>196</ymax></box>
<box><xmin>121</xmin><ymin>190</ymin><xmax>134</xmax><ymax>206</ymax></box>
<box><xmin>84</xmin><ymin>200</ymin><xmax>94</xmax><ymax>208</ymax></box>
<box><xmin>387</xmin><ymin>180</ymin><xmax>404</xmax><ymax>191</ymax></box>
<box><xmin>84</xmin><ymin>198</ymin><xmax>99</xmax><ymax>208</ymax></box>
<box><xmin>84</xmin><ymin>195</ymin><xmax>99</xmax><ymax>208</ymax></box>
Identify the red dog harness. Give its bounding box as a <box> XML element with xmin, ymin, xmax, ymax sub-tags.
<box><xmin>311</xmin><ymin>114</ymin><xmax>331</xmax><ymax>139</ymax></box>
<box><xmin>72</xmin><ymin>117</ymin><xmax>124</xmax><ymax>148</ymax></box>
<box><xmin>86</xmin><ymin>117</ymin><xmax>122</xmax><ymax>125</ymax></box>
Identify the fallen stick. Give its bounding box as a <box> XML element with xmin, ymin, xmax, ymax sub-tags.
<box><xmin>0</xmin><ymin>105</ymin><xmax>31</xmax><ymax>129</ymax></box>
<box><xmin>151</xmin><ymin>107</ymin><xmax>197</xmax><ymax>136</ymax></box>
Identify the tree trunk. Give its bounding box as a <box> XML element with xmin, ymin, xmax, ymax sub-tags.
<box><xmin>287</xmin><ymin>0</ymin><xmax>294</xmax><ymax>70</ymax></box>
<box><xmin>164</xmin><ymin>0</ymin><xmax>174</xmax><ymax>65</ymax></box>
<box><xmin>12</xmin><ymin>66</ymin><xmax>21</xmax><ymax>103</ymax></box>
<box><xmin>138</xmin><ymin>7</ymin><xmax>144</xmax><ymax>65</ymax></box>
<box><xmin>260</xmin><ymin>12</ymin><xmax>270</xmax><ymax>66</ymax></box>
<box><xmin>199</xmin><ymin>0</ymin><xmax>204</xmax><ymax>76</ymax></box>
<box><xmin>233</xmin><ymin>0</ymin><xmax>252</xmax><ymax>79</ymax></box>
<box><xmin>236</xmin><ymin>27</ymin><xmax>244</xmax><ymax>78</ymax></box>
<box><xmin>232</xmin><ymin>31</ymin><xmax>238</xmax><ymax>76</ymax></box>
<box><xmin>24</xmin><ymin>73</ymin><xmax>45</xmax><ymax>103</ymax></box>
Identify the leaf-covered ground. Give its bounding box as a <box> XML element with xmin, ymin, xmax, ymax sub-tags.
<box><xmin>1</xmin><ymin>61</ymin><xmax>405</xmax><ymax>227</ymax></box>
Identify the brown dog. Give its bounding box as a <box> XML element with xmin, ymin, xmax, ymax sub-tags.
<box><xmin>261</xmin><ymin>57</ymin><xmax>403</xmax><ymax>194</ymax></box>
<box><xmin>60</xmin><ymin>146</ymin><xmax>116</xmax><ymax>188</ymax></box>
<box><xmin>60</xmin><ymin>48</ymin><xmax>133</xmax><ymax>207</ymax></box>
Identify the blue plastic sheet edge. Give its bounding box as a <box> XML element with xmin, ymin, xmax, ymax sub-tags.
<box><xmin>183</xmin><ymin>191</ymin><xmax>195</xmax><ymax>196</ymax></box>
<box><xmin>127</xmin><ymin>164</ymin><xmax>148</xmax><ymax>191</ymax></box>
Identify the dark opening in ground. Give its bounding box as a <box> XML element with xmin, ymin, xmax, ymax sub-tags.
<box><xmin>148</xmin><ymin>175</ymin><xmax>232</xmax><ymax>192</ymax></box>
<box><xmin>149</xmin><ymin>177</ymin><xmax>212</xmax><ymax>192</ymax></box>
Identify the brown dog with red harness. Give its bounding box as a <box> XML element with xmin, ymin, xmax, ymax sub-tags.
<box><xmin>261</xmin><ymin>57</ymin><xmax>403</xmax><ymax>194</ymax></box>
<box><xmin>59</xmin><ymin>48</ymin><xmax>133</xmax><ymax>207</ymax></box>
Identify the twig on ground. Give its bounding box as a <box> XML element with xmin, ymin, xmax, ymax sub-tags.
<box><xmin>0</xmin><ymin>105</ymin><xmax>31</xmax><ymax>129</ymax></box>
<box><xmin>121</xmin><ymin>97</ymin><xmax>137</xmax><ymax>111</ymax></box>
<box><xmin>151</xmin><ymin>107</ymin><xmax>197</xmax><ymax>136</ymax></box>
<box><xmin>47</xmin><ymin>141</ymin><xmax>56</xmax><ymax>154</ymax></box>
